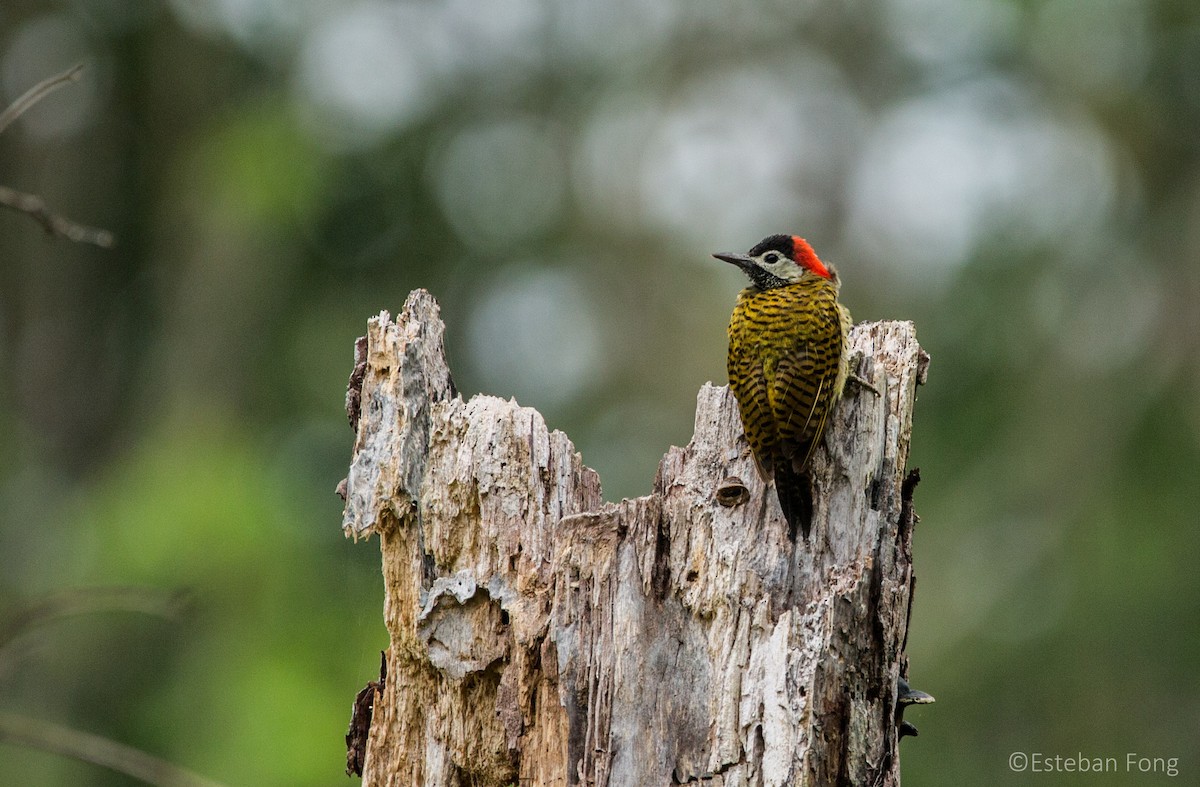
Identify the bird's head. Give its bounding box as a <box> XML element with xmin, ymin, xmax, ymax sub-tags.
<box><xmin>713</xmin><ymin>234</ymin><xmax>835</xmax><ymax>290</ymax></box>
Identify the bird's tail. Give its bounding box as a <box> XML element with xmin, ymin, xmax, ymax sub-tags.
<box><xmin>774</xmin><ymin>462</ymin><xmax>813</xmax><ymax>541</ymax></box>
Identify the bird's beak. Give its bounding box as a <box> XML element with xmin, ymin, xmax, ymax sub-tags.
<box><xmin>713</xmin><ymin>252</ymin><xmax>754</xmax><ymax>269</ymax></box>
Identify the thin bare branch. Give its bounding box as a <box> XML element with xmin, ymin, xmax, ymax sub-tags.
<box><xmin>0</xmin><ymin>185</ymin><xmax>115</xmax><ymax>248</ymax></box>
<box><xmin>0</xmin><ymin>587</ymin><xmax>190</xmax><ymax>682</ymax></box>
<box><xmin>0</xmin><ymin>64</ymin><xmax>115</xmax><ymax>247</ymax></box>
<box><xmin>0</xmin><ymin>587</ymin><xmax>189</xmax><ymax>650</ymax></box>
<box><xmin>0</xmin><ymin>713</ymin><xmax>227</xmax><ymax>787</ymax></box>
<box><xmin>0</xmin><ymin>63</ymin><xmax>84</xmax><ymax>135</ymax></box>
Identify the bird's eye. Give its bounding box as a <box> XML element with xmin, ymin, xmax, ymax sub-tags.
<box><xmin>764</xmin><ymin>253</ymin><xmax>780</xmax><ymax>264</ymax></box>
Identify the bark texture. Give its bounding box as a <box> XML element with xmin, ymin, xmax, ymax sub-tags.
<box><xmin>342</xmin><ymin>289</ymin><xmax>928</xmax><ymax>787</ymax></box>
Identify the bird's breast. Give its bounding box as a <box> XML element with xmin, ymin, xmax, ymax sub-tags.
<box><xmin>729</xmin><ymin>282</ymin><xmax>841</xmax><ymax>350</ymax></box>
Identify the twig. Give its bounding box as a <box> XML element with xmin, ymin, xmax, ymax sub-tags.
<box><xmin>0</xmin><ymin>63</ymin><xmax>116</xmax><ymax>247</ymax></box>
<box><xmin>0</xmin><ymin>185</ymin><xmax>115</xmax><ymax>248</ymax></box>
<box><xmin>0</xmin><ymin>586</ymin><xmax>189</xmax><ymax>651</ymax></box>
<box><xmin>0</xmin><ymin>63</ymin><xmax>84</xmax><ymax>135</ymax></box>
<box><xmin>0</xmin><ymin>712</ymin><xmax>227</xmax><ymax>787</ymax></box>
<box><xmin>0</xmin><ymin>587</ymin><xmax>190</xmax><ymax>683</ymax></box>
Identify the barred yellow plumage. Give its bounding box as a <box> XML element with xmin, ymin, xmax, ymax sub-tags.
<box><xmin>715</xmin><ymin>234</ymin><xmax>851</xmax><ymax>539</ymax></box>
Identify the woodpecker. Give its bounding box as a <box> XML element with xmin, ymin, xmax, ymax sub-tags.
<box><xmin>714</xmin><ymin>234</ymin><xmax>852</xmax><ymax>539</ymax></box>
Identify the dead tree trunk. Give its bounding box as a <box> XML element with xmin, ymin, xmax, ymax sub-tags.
<box><xmin>341</xmin><ymin>289</ymin><xmax>929</xmax><ymax>786</ymax></box>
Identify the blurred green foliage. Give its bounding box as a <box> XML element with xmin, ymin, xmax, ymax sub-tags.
<box><xmin>2</xmin><ymin>0</ymin><xmax>1199</xmax><ymax>784</ymax></box>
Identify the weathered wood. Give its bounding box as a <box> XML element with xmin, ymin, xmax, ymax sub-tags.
<box><xmin>342</xmin><ymin>289</ymin><xmax>928</xmax><ymax>786</ymax></box>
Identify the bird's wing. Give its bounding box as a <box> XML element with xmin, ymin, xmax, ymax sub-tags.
<box><xmin>728</xmin><ymin>341</ymin><xmax>777</xmax><ymax>477</ymax></box>
<box><xmin>773</xmin><ymin>341</ymin><xmax>836</xmax><ymax>473</ymax></box>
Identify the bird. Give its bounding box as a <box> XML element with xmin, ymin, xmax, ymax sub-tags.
<box><xmin>714</xmin><ymin>234</ymin><xmax>852</xmax><ymax>539</ymax></box>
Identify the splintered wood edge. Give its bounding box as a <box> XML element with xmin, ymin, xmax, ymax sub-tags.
<box><xmin>342</xmin><ymin>289</ymin><xmax>454</xmax><ymax>539</ymax></box>
<box><xmin>342</xmin><ymin>307</ymin><xmax>924</xmax><ymax>541</ymax></box>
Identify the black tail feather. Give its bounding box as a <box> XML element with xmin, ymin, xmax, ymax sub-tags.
<box><xmin>774</xmin><ymin>463</ymin><xmax>813</xmax><ymax>541</ymax></box>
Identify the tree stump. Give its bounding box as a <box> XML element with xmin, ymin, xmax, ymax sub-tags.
<box><xmin>341</xmin><ymin>289</ymin><xmax>929</xmax><ymax>786</ymax></box>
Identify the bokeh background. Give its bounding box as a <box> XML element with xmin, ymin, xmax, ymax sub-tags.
<box><xmin>2</xmin><ymin>0</ymin><xmax>1198</xmax><ymax>785</ymax></box>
